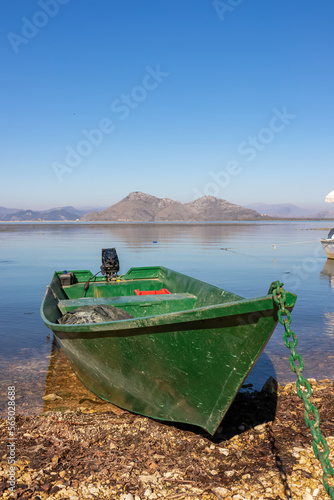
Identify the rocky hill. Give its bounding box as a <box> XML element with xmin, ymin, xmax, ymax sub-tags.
<box><xmin>81</xmin><ymin>192</ymin><xmax>267</xmax><ymax>222</ymax></box>
<box><xmin>185</xmin><ymin>197</ymin><xmax>262</xmax><ymax>221</ymax></box>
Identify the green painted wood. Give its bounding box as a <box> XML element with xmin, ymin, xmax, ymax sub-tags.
<box><xmin>41</xmin><ymin>266</ymin><xmax>297</xmax><ymax>434</ymax></box>
<box><xmin>59</xmin><ymin>293</ymin><xmax>197</xmax><ymax>316</ymax></box>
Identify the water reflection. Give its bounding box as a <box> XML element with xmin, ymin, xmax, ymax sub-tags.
<box><xmin>43</xmin><ymin>339</ymin><xmax>123</xmax><ymax>415</ymax></box>
<box><xmin>0</xmin><ymin>221</ymin><xmax>281</xmax><ymax>250</ymax></box>
<box><xmin>244</xmin><ymin>352</ymin><xmax>277</xmax><ymax>390</ymax></box>
<box><xmin>323</xmin><ymin>312</ymin><xmax>334</xmax><ymax>339</ymax></box>
<box><xmin>320</xmin><ymin>259</ymin><xmax>334</xmax><ymax>288</ymax></box>
<box><xmin>320</xmin><ymin>261</ymin><xmax>334</xmax><ymax>339</ymax></box>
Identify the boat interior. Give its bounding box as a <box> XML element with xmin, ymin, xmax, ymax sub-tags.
<box><xmin>50</xmin><ymin>267</ymin><xmax>243</xmax><ymax>319</ymax></box>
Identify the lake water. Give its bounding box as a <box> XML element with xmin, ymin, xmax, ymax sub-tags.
<box><xmin>1</xmin><ymin>221</ymin><xmax>334</xmax><ymax>417</ymax></box>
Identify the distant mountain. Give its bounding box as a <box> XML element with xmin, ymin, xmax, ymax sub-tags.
<box><xmin>246</xmin><ymin>203</ymin><xmax>315</xmax><ymax>218</ymax></box>
<box><xmin>0</xmin><ymin>205</ymin><xmax>109</xmax><ymax>221</ymax></box>
<box><xmin>79</xmin><ymin>206</ymin><xmax>107</xmax><ymax>213</ymax></box>
<box><xmin>311</xmin><ymin>210</ymin><xmax>334</xmax><ymax>219</ymax></box>
<box><xmin>0</xmin><ymin>207</ymin><xmax>20</xmax><ymax>218</ymax></box>
<box><xmin>1</xmin><ymin>206</ymin><xmax>85</xmax><ymax>221</ymax></box>
<box><xmin>2</xmin><ymin>198</ymin><xmax>331</xmax><ymax>222</ymax></box>
<box><xmin>81</xmin><ymin>192</ymin><xmax>268</xmax><ymax>222</ymax></box>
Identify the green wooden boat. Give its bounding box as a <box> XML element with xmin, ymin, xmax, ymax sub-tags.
<box><xmin>41</xmin><ymin>254</ymin><xmax>297</xmax><ymax>434</ymax></box>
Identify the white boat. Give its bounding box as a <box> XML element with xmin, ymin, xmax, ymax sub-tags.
<box><xmin>320</xmin><ymin>229</ymin><xmax>334</xmax><ymax>260</ymax></box>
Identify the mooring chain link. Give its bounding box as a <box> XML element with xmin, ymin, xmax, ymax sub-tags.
<box><xmin>273</xmin><ymin>282</ymin><xmax>334</xmax><ymax>499</ymax></box>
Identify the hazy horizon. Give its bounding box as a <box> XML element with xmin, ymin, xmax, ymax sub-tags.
<box><xmin>0</xmin><ymin>192</ymin><xmax>332</xmax><ymax>214</ymax></box>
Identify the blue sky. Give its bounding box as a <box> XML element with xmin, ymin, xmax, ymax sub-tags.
<box><xmin>1</xmin><ymin>0</ymin><xmax>333</xmax><ymax>210</ymax></box>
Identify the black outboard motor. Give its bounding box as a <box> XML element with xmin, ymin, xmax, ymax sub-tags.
<box><xmin>101</xmin><ymin>248</ymin><xmax>119</xmax><ymax>280</ymax></box>
<box><xmin>328</xmin><ymin>229</ymin><xmax>334</xmax><ymax>240</ymax></box>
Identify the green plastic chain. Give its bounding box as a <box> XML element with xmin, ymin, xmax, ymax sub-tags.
<box><xmin>273</xmin><ymin>282</ymin><xmax>334</xmax><ymax>499</ymax></box>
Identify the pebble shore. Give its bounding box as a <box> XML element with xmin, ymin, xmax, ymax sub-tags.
<box><xmin>1</xmin><ymin>378</ymin><xmax>333</xmax><ymax>500</ymax></box>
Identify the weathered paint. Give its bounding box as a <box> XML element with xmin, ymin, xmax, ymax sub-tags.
<box><xmin>41</xmin><ymin>266</ymin><xmax>297</xmax><ymax>434</ymax></box>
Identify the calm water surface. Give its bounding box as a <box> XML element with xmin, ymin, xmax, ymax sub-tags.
<box><xmin>1</xmin><ymin>221</ymin><xmax>333</xmax><ymax>417</ymax></box>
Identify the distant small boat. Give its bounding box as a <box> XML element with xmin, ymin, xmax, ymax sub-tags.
<box><xmin>320</xmin><ymin>229</ymin><xmax>334</xmax><ymax>260</ymax></box>
<box><xmin>41</xmin><ymin>249</ymin><xmax>297</xmax><ymax>434</ymax></box>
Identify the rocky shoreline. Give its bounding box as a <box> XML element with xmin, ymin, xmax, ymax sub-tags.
<box><xmin>1</xmin><ymin>379</ymin><xmax>333</xmax><ymax>500</ymax></box>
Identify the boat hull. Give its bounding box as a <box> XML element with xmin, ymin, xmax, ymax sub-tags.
<box><xmin>41</xmin><ymin>266</ymin><xmax>296</xmax><ymax>434</ymax></box>
<box><xmin>320</xmin><ymin>239</ymin><xmax>334</xmax><ymax>260</ymax></box>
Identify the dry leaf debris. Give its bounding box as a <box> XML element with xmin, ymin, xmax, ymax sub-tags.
<box><xmin>0</xmin><ymin>380</ymin><xmax>333</xmax><ymax>500</ymax></box>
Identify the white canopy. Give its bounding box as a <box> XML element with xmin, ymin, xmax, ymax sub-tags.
<box><xmin>325</xmin><ymin>190</ymin><xmax>334</xmax><ymax>203</ymax></box>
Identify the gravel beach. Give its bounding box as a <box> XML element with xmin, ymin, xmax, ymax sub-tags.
<box><xmin>1</xmin><ymin>378</ymin><xmax>333</xmax><ymax>500</ymax></box>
